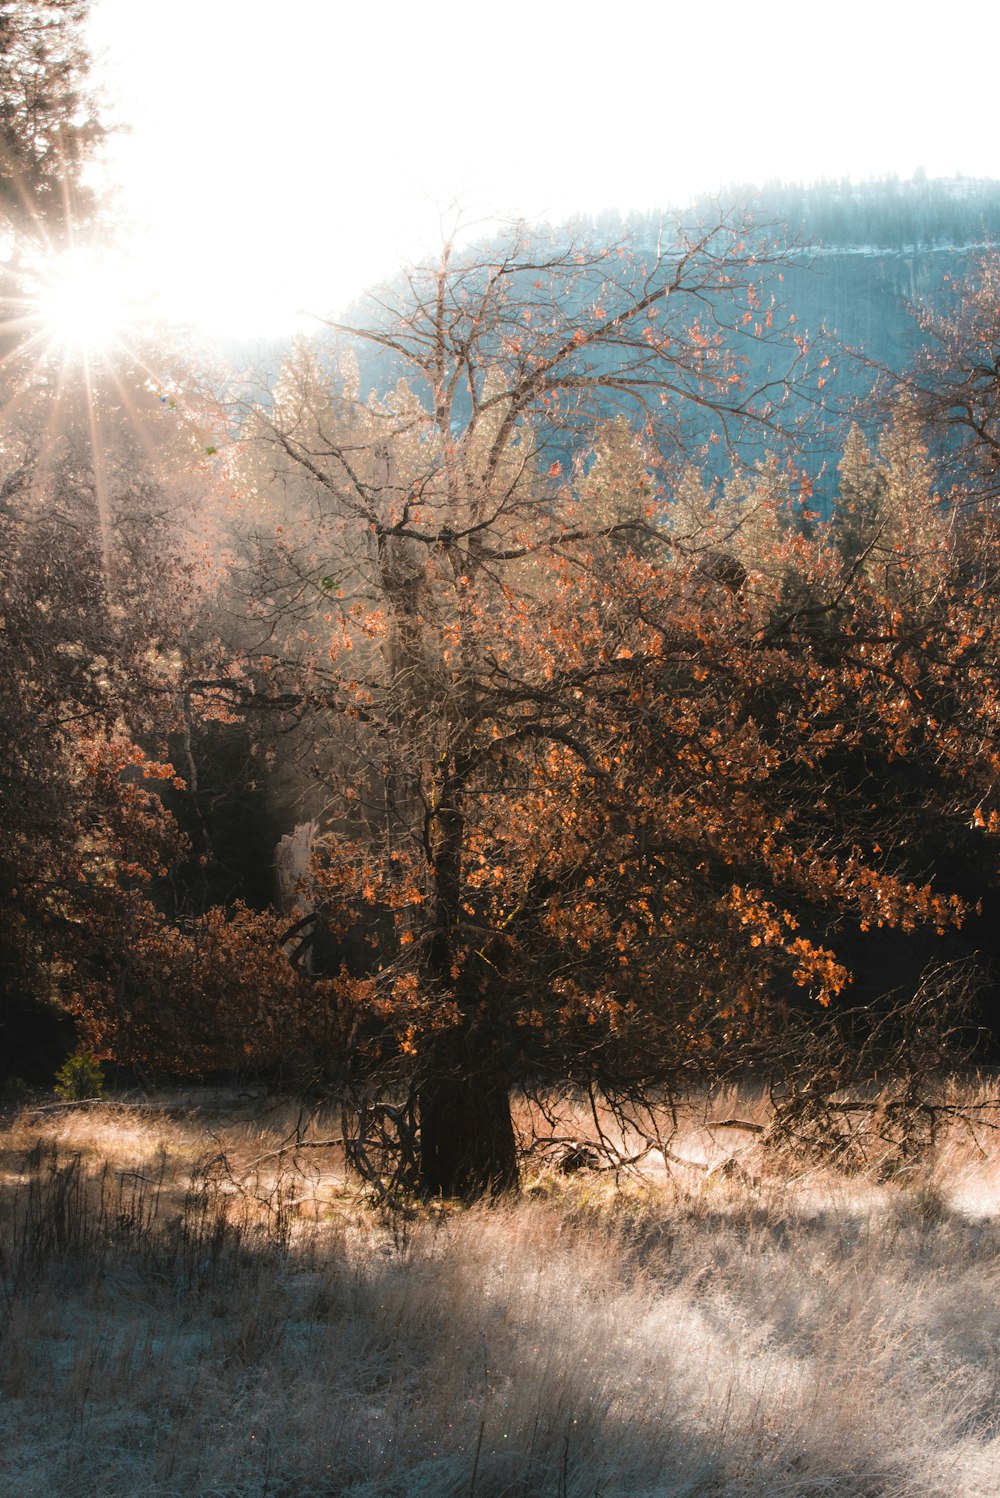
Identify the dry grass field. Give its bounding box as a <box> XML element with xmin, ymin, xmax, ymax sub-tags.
<box><xmin>2</xmin><ymin>1082</ymin><xmax>1000</xmax><ymax>1497</ymax></box>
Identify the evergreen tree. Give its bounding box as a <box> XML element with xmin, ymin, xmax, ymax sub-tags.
<box><xmin>0</xmin><ymin>1</ymin><xmax>101</xmax><ymax>231</ymax></box>
<box><xmin>834</xmin><ymin>423</ymin><xmax>885</xmax><ymax>569</ymax></box>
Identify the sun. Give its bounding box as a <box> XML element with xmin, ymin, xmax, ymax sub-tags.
<box><xmin>29</xmin><ymin>247</ymin><xmax>137</xmax><ymax>359</ymax></box>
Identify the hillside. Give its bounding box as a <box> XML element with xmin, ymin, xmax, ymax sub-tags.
<box><xmin>230</xmin><ymin>178</ymin><xmax>1000</xmax><ymax>482</ymax></box>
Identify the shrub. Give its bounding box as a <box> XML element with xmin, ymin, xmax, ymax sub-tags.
<box><xmin>53</xmin><ymin>1050</ymin><xmax>105</xmax><ymax>1102</ymax></box>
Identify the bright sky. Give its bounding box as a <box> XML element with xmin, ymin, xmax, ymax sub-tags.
<box><xmin>85</xmin><ymin>0</ymin><xmax>1000</xmax><ymax>340</ymax></box>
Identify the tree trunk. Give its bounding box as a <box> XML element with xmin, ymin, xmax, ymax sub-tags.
<box><xmin>418</xmin><ymin>1055</ymin><xmax>519</xmax><ymax>1200</ymax></box>
<box><xmin>417</xmin><ymin>756</ymin><xmax>519</xmax><ymax>1200</ymax></box>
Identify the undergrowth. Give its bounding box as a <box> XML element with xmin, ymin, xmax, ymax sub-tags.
<box><xmin>1</xmin><ymin>1083</ymin><xmax>999</xmax><ymax>1496</ymax></box>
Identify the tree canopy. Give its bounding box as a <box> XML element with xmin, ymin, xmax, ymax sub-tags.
<box><xmin>0</xmin><ymin>0</ymin><xmax>100</xmax><ymax>229</ymax></box>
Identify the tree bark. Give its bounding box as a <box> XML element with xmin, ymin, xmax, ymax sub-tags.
<box><xmin>416</xmin><ymin>755</ymin><xmax>520</xmax><ymax>1200</ymax></box>
<box><xmin>418</xmin><ymin>1055</ymin><xmax>519</xmax><ymax>1200</ymax></box>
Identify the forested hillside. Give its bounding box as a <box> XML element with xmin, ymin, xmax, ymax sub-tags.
<box><xmin>333</xmin><ymin>176</ymin><xmax>1000</xmax><ymax>512</ymax></box>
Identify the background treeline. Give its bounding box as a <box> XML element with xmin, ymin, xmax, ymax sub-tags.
<box><xmin>581</xmin><ymin>175</ymin><xmax>1000</xmax><ymax>253</ymax></box>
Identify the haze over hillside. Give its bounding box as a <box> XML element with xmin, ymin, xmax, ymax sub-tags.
<box><xmin>261</xmin><ymin>175</ymin><xmax>998</xmax><ymax>514</ymax></box>
<box><xmin>545</xmin><ymin>175</ymin><xmax>1000</xmax><ymax>395</ymax></box>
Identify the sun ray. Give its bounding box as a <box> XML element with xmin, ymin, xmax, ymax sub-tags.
<box><xmin>80</xmin><ymin>345</ymin><xmax>114</xmax><ymax>588</ymax></box>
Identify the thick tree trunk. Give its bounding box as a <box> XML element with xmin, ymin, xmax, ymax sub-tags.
<box><xmin>418</xmin><ymin>1058</ymin><xmax>519</xmax><ymax>1200</ymax></box>
<box><xmin>416</xmin><ymin>754</ymin><xmax>519</xmax><ymax>1200</ymax></box>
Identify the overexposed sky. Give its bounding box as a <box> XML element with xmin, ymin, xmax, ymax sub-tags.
<box><xmin>85</xmin><ymin>0</ymin><xmax>1000</xmax><ymax>338</ymax></box>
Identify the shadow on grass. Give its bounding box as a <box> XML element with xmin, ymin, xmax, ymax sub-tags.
<box><xmin>2</xmin><ymin>1129</ymin><xmax>997</xmax><ymax>1496</ymax></box>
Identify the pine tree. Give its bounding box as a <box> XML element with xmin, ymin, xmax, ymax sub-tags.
<box><xmin>0</xmin><ymin>1</ymin><xmax>101</xmax><ymax>231</ymax></box>
<box><xmin>834</xmin><ymin>423</ymin><xmax>885</xmax><ymax>569</ymax></box>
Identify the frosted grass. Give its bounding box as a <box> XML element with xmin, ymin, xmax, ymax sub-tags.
<box><xmin>1</xmin><ymin>1086</ymin><xmax>999</xmax><ymax>1496</ymax></box>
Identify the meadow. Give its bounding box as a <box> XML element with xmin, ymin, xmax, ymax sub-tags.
<box><xmin>2</xmin><ymin>1083</ymin><xmax>1000</xmax><ymax>1497</ymax></box>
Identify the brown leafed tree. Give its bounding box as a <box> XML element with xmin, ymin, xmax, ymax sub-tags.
<box><xmin>213</xmin><ymin>219</ymin><xmax>1000</xmax><ymax>1201</ymax></box>
<box><xmin>0</xmin><ymin>343</ymin><xmax>226</xmax><ymax>1075</ymax></box>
